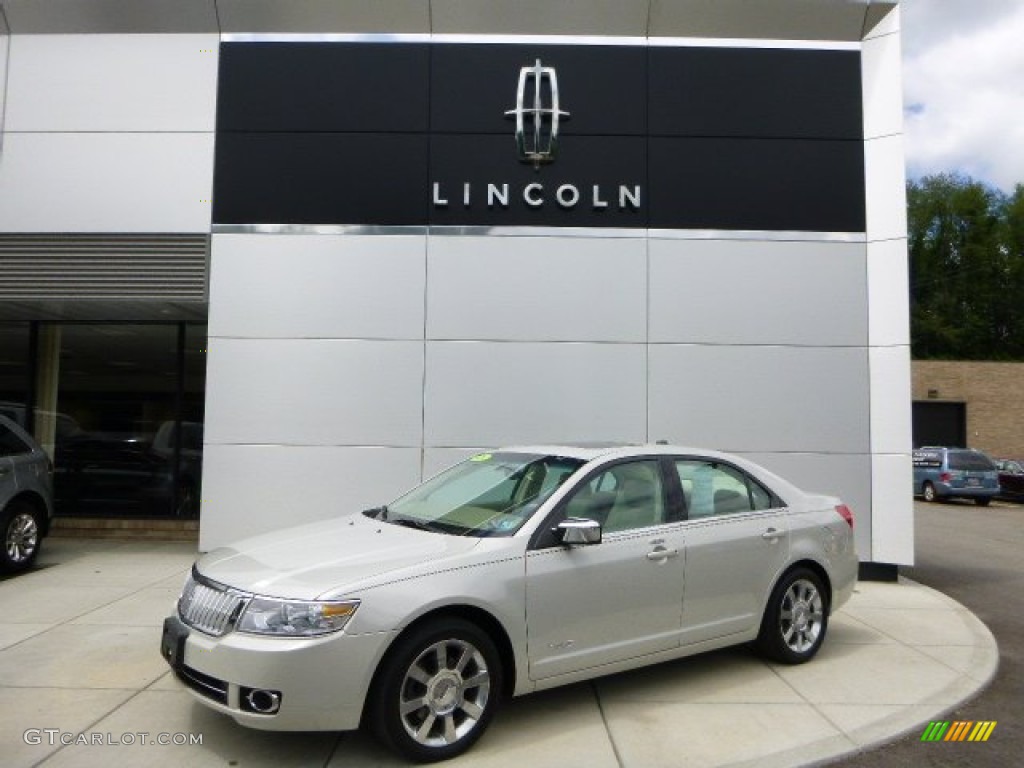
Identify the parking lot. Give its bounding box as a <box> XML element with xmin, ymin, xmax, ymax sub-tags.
<box><xmin>832</xmin><ymin>499</ymin><xmax>1022</xmax><ymax>768</ymax></box>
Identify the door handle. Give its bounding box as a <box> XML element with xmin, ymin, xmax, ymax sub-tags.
<box><xmin>646</xmin><ymin>547</ymin><xmax>679</xmax><ymax>561</ymax></box>
<box><xmin>761</xmin><ymin>528</ymin><xmax>783</xmax><ymax>541</ymax></box>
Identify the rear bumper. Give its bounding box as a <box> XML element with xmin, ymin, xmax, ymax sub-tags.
<box><xmin>931</xmin><ymin>483</ymin><xmax>999</xmax><ymax>500</ymax></box>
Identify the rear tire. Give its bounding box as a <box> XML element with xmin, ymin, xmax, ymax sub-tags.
<box><xmin>369</xmin><ymin>618</ymin><xmax>503</xmax><ymax>763</ymax></box>
<box><xmin>975</xmin><ymin>497</ymin><xmax>991</xmax><ymax>507</ymax></box>
<box><xmin>1</xmin><ymin>500</ymin><xmax>42</xmax><ymax>573</ymax></box>
<box><xmin>756</xmin><ymin>568</ymin><xmax>829</xmax><ymax>664</ymax></box>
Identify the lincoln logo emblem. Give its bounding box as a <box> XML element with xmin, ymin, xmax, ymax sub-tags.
<box><xmin>505</xmin><ymin>59</ymin><xmax>570</xmax><ymax>169</ymax></box>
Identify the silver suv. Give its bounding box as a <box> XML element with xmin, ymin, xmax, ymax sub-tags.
<box><xmin>0</xmin><ymin>415</ymin><xmax>54</xmax><ymax>572</ymax></box>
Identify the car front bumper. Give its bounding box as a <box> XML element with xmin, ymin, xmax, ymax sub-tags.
<box><xmin>162</xmin><ymin>614</ymin><xmax>395</xmax><ymax>731</ymax></box>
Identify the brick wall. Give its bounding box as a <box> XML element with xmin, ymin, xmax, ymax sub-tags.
<box><xmin>912</xmin><ymin>361</ymin><xmax>1024</xmax><ymax>458</ymax></box>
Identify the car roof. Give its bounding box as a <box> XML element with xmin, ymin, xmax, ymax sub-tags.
<box><xmin>498</xmin><ymin>442</ymin><xmax>742</xmax><ymax>463</ymax></box>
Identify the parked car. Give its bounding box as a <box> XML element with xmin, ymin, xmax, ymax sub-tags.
<box><xmin>54</xmin><ymin>422</ymin><xmax>202</xmax><ymax>518</ymax></box>
<box><xmin>994</xmin><ymin>459</ymin><xmax>1024</xmax><ymax>502</ymax></box>
<box><xmin>0</xmin><ymin>415</ymin><xmax>54</xmax><ymax>572</ymax></box>
<box><xmin>161</xmin><ymin>443</ymin><xmax>857</xmax><ymax>762</ymax></box>
<box><xmin>912</xmin><ymin>447</ymin><xmax>1000</xmax><ymax>505</ymax></box>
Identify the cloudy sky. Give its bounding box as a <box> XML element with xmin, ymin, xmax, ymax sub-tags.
<box><xmin>900</xmin><ymin>0</ymin><xmax>1024</xmax><ymax>192</ymax></box>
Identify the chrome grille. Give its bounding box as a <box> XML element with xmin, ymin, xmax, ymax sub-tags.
<box><xmin>178</xmin><ymin>572</ymin><xmax>250</xmax><ymax>637</ymax></box>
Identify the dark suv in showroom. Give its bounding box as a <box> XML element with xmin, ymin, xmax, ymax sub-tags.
<box><xmin>0</xmin><ymin>415</ymin><xmax>54</xmax><ymax>572</ymax></box>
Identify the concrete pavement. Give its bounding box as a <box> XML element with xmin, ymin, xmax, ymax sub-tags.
<box><xmin>0</xmin><ymin>536</ymin><xmax>998</xmax><ymax>768</ymax></box>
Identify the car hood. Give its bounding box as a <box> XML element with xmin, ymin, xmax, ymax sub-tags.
<box><xmin>194</xmin><ymin>513</ymin><xmax>482</xmax><ymax>600</ymax></box>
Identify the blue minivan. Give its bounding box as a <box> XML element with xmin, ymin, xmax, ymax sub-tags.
<box><xmin>912</xmin><ymin>447</ymin><xmax>1000</xmax><ymax>506</ymax></box>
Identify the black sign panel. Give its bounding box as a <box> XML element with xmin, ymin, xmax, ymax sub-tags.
<box><xmin>213</xmin><ymin>42</ymin><xmax>865</xmax><ymax>232</ymax></box>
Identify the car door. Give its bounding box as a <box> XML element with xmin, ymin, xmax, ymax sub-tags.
<box><xmin>524</xmin><ymin>459</ymin><xmax>686</xmax><ymax>680</ymax></box>
<box><xmin>673</xmin><ymin>459</ymin><xmax>791</xmax><ymax>646</ymax></box>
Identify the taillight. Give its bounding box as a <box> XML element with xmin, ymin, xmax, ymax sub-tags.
<box><xmin>940</xmin><ymin>472</ymin><xmax>952</xmax><ymax>483</ymax></box>
<box><xmin>836</xmin><ymin>504</ymin><xmax>854</xmax><ymax>529</ymax></box>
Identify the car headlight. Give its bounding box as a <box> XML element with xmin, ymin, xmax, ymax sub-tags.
<box><xmin>236</xmin><ymin>597</ymin><xmax>360</xmax><ymax>637</ymax></box>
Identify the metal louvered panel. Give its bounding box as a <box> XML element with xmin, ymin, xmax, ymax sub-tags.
<box><xmin>0</xmin><ymin>234</ymin><xmax>208</xmax><ymax>300</ymax></box>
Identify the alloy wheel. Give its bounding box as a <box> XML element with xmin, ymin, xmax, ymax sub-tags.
<box><xmin>779</xmin><ymin>578</ymin><xmax>824</xmax><ymax>653</ymax></box>
<box><xmin>398</xmin><ymin>638</ymin><xmax>492</xmax><ymax>748</ymax></box>
<box><xmin>5</xmin><ymin>511</ymin><xmax>39</xmax><ymax>564</ymax></box>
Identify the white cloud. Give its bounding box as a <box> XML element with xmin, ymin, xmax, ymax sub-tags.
<box><xmin>901</xmin><ymin>1</ymin><xmax>1024</xmax><ymax>191</ymax></box>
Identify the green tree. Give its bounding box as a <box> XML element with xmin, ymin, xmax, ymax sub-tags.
<box><xmin>908</xmin><ymin>174</ymin><xmax>1024</xmax><ymax>359</ymax></box>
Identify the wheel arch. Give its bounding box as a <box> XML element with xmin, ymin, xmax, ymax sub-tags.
<box><xmin>361</xmin><ymin>603</ymin><xmax>518</xmax><ymax>726</ymax></box>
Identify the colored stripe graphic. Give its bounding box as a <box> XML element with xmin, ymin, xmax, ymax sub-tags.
<box><xmin>921</xmin><ymin>721</ymin><xmax>997</xmax><ymax>742</ymax></box>
<box><xmin>969</xmin><ymin>722</ymin><xmax>997</xmax><ymax>742</ymax></box>
<box><xmin>945</xmin><ymin>721</ymin><xmax>972</xmax><ymax>741</ymax></box>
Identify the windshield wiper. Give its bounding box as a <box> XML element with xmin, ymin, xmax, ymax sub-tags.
<box><xmin>362</xmin><ymin>505</ymin><xmax>388</xmax><ymax>520</ymax></box>
<box><xmin>387</xmin><ymin>516</ymin><xmax>447</xmax><ymax>533</ymax></box>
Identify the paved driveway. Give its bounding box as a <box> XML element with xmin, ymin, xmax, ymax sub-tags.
<box><xmin>831</xmin><ymin>499</ymin><xmax>1023</xmax><ymax>768</ymax></box>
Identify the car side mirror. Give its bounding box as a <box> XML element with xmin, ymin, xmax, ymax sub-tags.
<box><xmin>553</xmin><ymin>517</ymin><xmax>602</xmax><ymax>546</ymax></box>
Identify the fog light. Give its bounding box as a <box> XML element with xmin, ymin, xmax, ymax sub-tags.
<box><xmin>242</xmin><ymin>688</ymin><xmax>282</xmax><ymax>714</ymax></box>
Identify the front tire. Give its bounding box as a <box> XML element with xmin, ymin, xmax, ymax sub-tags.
<box><xmin>756</xmin><ymin>568</ymin><xmax>829</xmax><ymax>664</ymax></box>
<box><xmin>2</xmin><ymin>501</ymin><xmax>42</xmax><ymax>573</ymax></box>
<box><xmin>369</xmin><ymin>618</ymin><xmax>502</xmax><ymax>763</ymax></box>
<box><xmin>922</xmin><ymin>482</ymin><xmax>938</xmax><ymax>503</ymax></box>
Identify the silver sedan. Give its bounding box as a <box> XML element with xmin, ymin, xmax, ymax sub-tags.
<box><xmin>162</xmin><ymin>443</ymin><xmax>857</xmax><ymax>762</ymax></box>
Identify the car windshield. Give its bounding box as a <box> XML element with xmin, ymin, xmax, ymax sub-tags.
<box><xmin>385</xmin><ymin>452</ymin><xmax>584</xmax><ymax>537</ymax></box>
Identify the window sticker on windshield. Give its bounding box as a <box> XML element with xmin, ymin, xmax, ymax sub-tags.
<box><xmin>470</xmin><ymin>453</ymin><xmax>493</xmax><ymax>462</ymax></box>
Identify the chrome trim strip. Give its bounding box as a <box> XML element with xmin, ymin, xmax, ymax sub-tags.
<box><xmin>221</xmin><ymin>33</ymin><xmax>860</xmax><ymax>51</ymax></box>
<box><xmin>221</xmin><ymin>33</ymin><xmax>435</xmax><ymax>44</ymax></box>
<box><xmin>213</xmin><ymin>224</ymin><xmax>865</xmax><ymax>241</ymax></box>
<box><xmin>213</xmin><ymin>224</ymin><xmax>428</xmax><ymax>236</ymax></box>
<box><xmin>647</xmin><ymin>229</ymin><xmax>866</xmax><ymax>243</ymax></box>
<box><xmin>430</xmin><ymin>34</ymin><xmax>649</xmax><ymax>47</ymax></box>
<box><xmin>647</xmin><ymin>37</ymin><xmax>861</xmax><ymax>51</ymax></box>
<box><xmin>429</xmin><ymin>226</ymin><xmax>644</xmax><ymax>238</ymax></box>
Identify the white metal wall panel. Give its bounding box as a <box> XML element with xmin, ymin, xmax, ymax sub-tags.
<box><xmin>649</xmin><ymin>344</ymin><xmax>870</xmax><ymax>454</ymax></box>
<box><xmin>424</xmin><ymin>341</ymin><xmax>647</xmax><ymax>446</ymax></box>
<box><xmin>199</xmin><ymin>445</ymin><xmax>422</xmax><ymax>550</ymax></box>
<box><xmin>870</xmin><ymin>452</ymin><xmax>914</xmax><ymax>564</ymax></box>
<box><xmin>208</xmin><ymin>234</ymin><xmax>427</xmax><ymax>340</ymax></box>
<box><xmin>204</xmin><ymin>338</ymin><xmax>425</xmax><ymax>447</ymax></box>
<box><xmin>5</xmin><ymin>34</ymin><xmax>218</xmax><ymax>132</ymax></box>
<box><xmin>431</xmin><ymin>0</ymin><xmax>649</xmax><ymax>36</ymax></box>
<box><xmin>864</xmin><ymin>135</ymin><xmax>909</xmax><ymax>242</ymax></box>
<box><xmin>869</xmin><ymin>346</ymin><xmax>912</xmax><ymax>456</ymax></box>
<box><xmin>862</xmin><ymin>9</ymin><xmax>913</xmax><ymax>565</ymax></box>
<box><xmin>861</xmin><ymin>16</ymin><xmax>903</xmax><ymax>141</ymax></box>
<box><xmin>0</xmin><ymin>132</ymin><xmax>214</xmax><ymax>233</ymax></box>
<box><xmin>427</xmin><ymin>235</ymin><xmax>647</xmax><ymax>343</ymax></box>
<box><xmin>649</xmin><ymin>239</ymin><xmax>868</xmax><ymax>346</ymax></box>
<box><xmin>867</xmin><ymin>239</ymin><xmax>910</xmax><ymax>347</ymax></box>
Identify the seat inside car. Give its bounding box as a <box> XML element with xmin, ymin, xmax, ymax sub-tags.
<box><xmin>604</xmin><ymin>464</ymin><xmax>663</xmax><ymax>532</ymax></box>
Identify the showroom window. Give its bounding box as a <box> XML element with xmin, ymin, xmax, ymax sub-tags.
<box><xmin>0</xmin><ymin>322</ymin><xmax>206</xmax><ymax>519</ymax></box>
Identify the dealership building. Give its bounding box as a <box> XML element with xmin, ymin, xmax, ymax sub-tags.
<box><xmin>0</xmin><ymin>0</ymin><xmax>912</xmax><ymax>571</ymax></box>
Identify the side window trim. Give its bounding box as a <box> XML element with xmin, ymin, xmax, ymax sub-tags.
<box><xmin>527</xmin><ymin>456</ymin><xmax>681</xmax><ymax>550</ymax></box>
<box><xmin>672</xmin><ymin>455</ymin><xmax>785</xmax><ymax>520</ymax></box>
